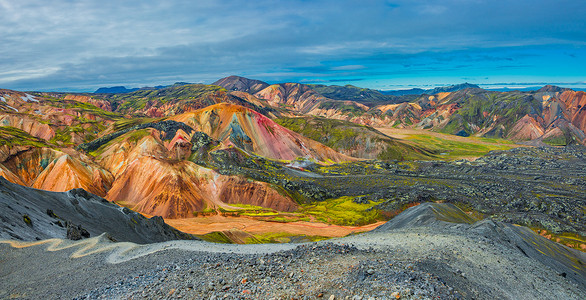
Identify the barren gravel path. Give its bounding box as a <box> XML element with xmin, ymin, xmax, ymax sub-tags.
<box><xmin>1</xmin><ymin>223</ymin><xmax>584</xmax><ymax>300</ymax></box>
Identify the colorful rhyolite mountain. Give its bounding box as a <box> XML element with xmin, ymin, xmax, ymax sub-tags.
<box><xmin>170</xmin><ymin>103</ymin><xmax>352</xmax><ymax>162</ymax></box>
<box><xmin>0</xmin><ymin>121</ymin><xmax>300</xmax><ymax>218</ymax></box>
<box><xmin>1</xmin><ymin>76</ymin><xmax>586</xmax><ymax>222</ymax></box>
<box><xmin>213</xmin><ymin>77</ymin><xmax>586</xmax><ymax>145</ymax></box>
<box><xmin>87</xmin><ymin>103</ymin><xmax>351</xmax><ymax>217</ymax></box>
<box><xmin>0</xmin><ymin>88</ymin><xmax>352</xmax><ymax>218</ymax></box>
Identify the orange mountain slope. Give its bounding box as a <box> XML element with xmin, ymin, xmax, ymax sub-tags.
<box><xmin>0</xmin><ymin>147</ymin><xmax>113</xmax><ymax>196</ymax></box>
<box><xmin>32</xmin><ymin>154</ymin><xmax>113</xmax><ymax>196</ymax></box>
<box><xmin>106</xmin><ymin>156</ymin><xmax>297</xmax><ymax>218</ymax></box>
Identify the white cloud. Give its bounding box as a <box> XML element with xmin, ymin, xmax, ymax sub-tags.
<box><xmin>0</xmin><ymin>0</ymin><xmax>585</xmax><ymax>91</ymax></box>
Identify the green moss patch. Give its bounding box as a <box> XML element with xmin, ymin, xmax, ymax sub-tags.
<box><xmin>197</xmin><ymin>231</ymin><xmax>234</xmax><ymax>244</ymax></box>
<box><xmin>0</xmin><ymin>127</ymin><xmax>50</xmax><ymax>148</ymax></box>
<box><xmin>245</xmin><ymin>232</ymin><xmax>330</xmax><ymax>244</ymax></box>
<box><xmin>301</xmin><ymin>196</ymin><xmax>383</xmax><ymax>226</ymax></box>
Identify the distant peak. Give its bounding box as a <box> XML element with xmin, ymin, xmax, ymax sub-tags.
<box><xmin>212</xmin><ymin>75</ymin><xmax>269</xmax><ymax>94</ymax></box>
<box><xmin>94</xmin><ymin>86</ymin><xmax>139</xmax><ymax>94</ymax></box>
<box><xmin>536</xmin><ymin>85</ymin><xmax>569</xmax><ymax>93</ymax></box>
<box><xmin>222</xmin><ymin>75</ymin><xmax>249</xmax><ymax>81</ymax></box>
<box><xmin>382</xmin><ymin>83</ymin><xmax>481</xmax><ymax>96</ymax></box>
<box><xmin>172</xmin><ymin>82</ymin><xmax>192</xmax><ymax>86</ymax></box>
<box><xmin>428</xmin><ymin>83</ymin><xmax>481</xmax><ymax>94</ymax></box>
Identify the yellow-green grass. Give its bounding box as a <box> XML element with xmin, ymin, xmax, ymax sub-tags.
<box><xmin>197</xmin><ymin>230</ymin><xmax>330</xmax><ymax>244</ymax></box>
<box><xmin>267</xmin><ymin>216</ymin><xmax>311</xmax><ymax>223</ymax></box>
<box><xmin>300</xmin><ymin>196</ymin><xmax>384</xmax><ymax>226</ymax></box>
<box><xmin>0</xmin><ymin>126</ymin><xmax>50</xmax><ymax>148</ymax></box>
<box><xmin>531</xmin><ymin>228</ymin><xmax>586</xmax><ymax>252</ymax></box>
<box><xmin>240</xmin><ymin>211</ymin><xmax>279</xmax><ymax>217</ymax></box>
<box><xmin>195</xmin><ymin>204</ymin><xmax>281</xmax><ymax>217</ymax></box>
<box><xmin>221</xmin><ymin>204</ymin><xmax>278</xmax><ymax>216</ymax></box>
<box><xmin>404</xmin><ymin>133</ymin><xmax>515</xmax><ymax>160</ymax></box>
<box><xmin>214</xmin><ymin>197</ymin><xmax>385</xmax><ymax>227</ymax></box>
<box><xmin>197</xmin><ymin>231</ymin><xmax>234</xmax><ymax>244</ymax></box>
<box><xmin>245</xmin><ymin>232</ymin><xmax>330</xmax><ymax>244</ymax></box>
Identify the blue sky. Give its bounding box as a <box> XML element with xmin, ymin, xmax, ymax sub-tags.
<box><xmin>1</xmin><ymin>0</ymin><xmax>585</xmax><ymax>92</ymax></box>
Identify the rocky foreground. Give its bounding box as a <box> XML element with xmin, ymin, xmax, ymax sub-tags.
<box><xmin>1</xmin><ymin>203</ymin><xmax>584</xmax><ymax>300</ymax></box>
<box><xmin>0</xmin><ymin>177</ymin><xmax>193</xmax><ymax>243</ymax></box>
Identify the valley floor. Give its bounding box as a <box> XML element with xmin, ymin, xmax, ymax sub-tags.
<box><xmin>375</xmin><ymin>127</ymin><xmax>520</xmax><ymax>161</ymax></box>
<box><xmin>165</xmin><ymin>215</ymin><xmax>384</xmax><ymax>237</ymax></box>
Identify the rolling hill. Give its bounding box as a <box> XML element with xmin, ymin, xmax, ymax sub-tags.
<box><xmin>274</xmin><ymin>116</ymin><xmax>433</xmax><ymax>160</ymax></box>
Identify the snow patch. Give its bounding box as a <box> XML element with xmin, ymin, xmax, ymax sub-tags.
<box><xmin>0</xmin><ymin>97</ymin><xmax>5</xmax><ymax>102</ymax></box>
<box><xmin>286</xmin><ymin>157</ymin><xmax>314</xmax><ymax>169</ymax></box>
<box><xmin>6</xmin><ymin>105</ymin><xmax>18</xmax><ymax>112</ymax></box>
<box><xmin>20</xmin><ymin>94</ymin><xmax>39</xmax><ymax>103</ymax></box>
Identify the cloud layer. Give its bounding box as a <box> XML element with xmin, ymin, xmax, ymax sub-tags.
<box><xmin>1</xmin><ymin>0</ymin><xmax>585</xmax><ymax>91</ymax></box>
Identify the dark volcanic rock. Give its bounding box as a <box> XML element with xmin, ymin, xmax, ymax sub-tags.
<box><xmin>77</xmin><ymin>120</ymin><xmax>194</xmax><ymax>152</ymax></box>
<box><xmin>0</xmin><ymin>178</ymin><xmax>196</xmax><ymax>243</ymax></box>
<box><xmin>196</xmin><ymin>144</ymin><xmax>586</xmax><ymax>236</ymax></box>
<box><xmin>375</xmin><ymin>202</ymin><xmax>475</xmax><ymax>231</ymax></box>
<box><xmin>312</xmin><ymin>146</ymin><xmax>586</xmax><ymax>236</ymax></box>
<box><xmin>66</xmin><ymin>221</ymin><xmax>90</xmax><ymax>240</ymax></box>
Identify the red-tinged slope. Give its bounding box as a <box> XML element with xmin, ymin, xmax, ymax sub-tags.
<box><xmin>558</xmin><ymin>91</ymin><xmax>586</xmax><ymax>132</ymax></box>
<box><xmin>507</xmin><ymin>115</ymin><xmax>546</xmax><ymax>141</ymax></box>
<box><xmin>217</xmin><ymin>177</ymin><xmax>298</xmax><ymax>212</ymax></box>
<box><xmin>170</xmin><ymin>103</ymin><xmax>354</xmax><ymax>162</ymax></box>
<box><xmin>0</xmin><ymin>115</ymin><xmax>55</xmax><ymax>140</ymax></box>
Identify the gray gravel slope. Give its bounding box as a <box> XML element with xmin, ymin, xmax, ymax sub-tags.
<box><xmin>1</xmin><ymin>203</ymin><xmax>584</xmax><ymax>300</ymax></box>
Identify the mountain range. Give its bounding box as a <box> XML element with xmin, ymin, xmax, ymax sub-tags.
<box><xmin>88</xmin><ymin>76</ymin><xmax>586</xmax><ymax>147</ymax></box>
<box><xmin>0</xmin><ymin>75</ymin><xmax>585</xmax><ymax>252</ymax></box>
<box><xmin>211</xmin><ymin>76</ymin><xmax>586</xmax><ymax>146</ymax></box>
<box><xmin>381</xmin><ymin>83</ymin><xmax>481</xmax><ymax>96</ymax></box>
